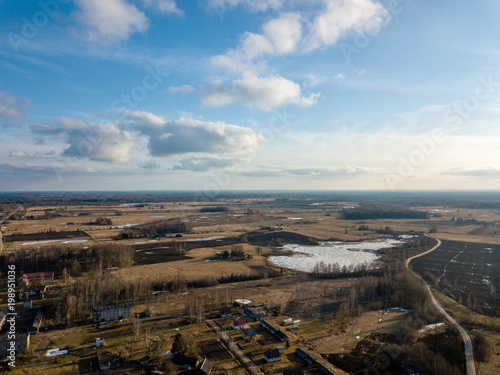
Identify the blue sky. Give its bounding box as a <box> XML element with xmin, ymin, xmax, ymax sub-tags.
<box><xmin>1</xmin><ymin>0</ymin><xmax>500</xmax><ymax>191</ymax></box>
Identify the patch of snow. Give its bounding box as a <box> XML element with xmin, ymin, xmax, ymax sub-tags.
<box><xmin>419</xmin><ymin>323</ymin><xmax>445</xmax><ymax>333</ymax></box>
<box><xmin>22</xmin><ymin>240</ymin><xmax>64</xmax><ymax>246</ymax></box>
<box><xmin>46</xmin><ymin>349</ymin><xmax>68</xmax><ymax>356</ymax></box>
<box><xmin>188</xmin><ymin>236</ymin><xmax>224</xmax><ymax>241</ymax></box>
<box><xmin>269</xmin><ymin>239</ymin><xmax>404</xmax><ymax>273</ymax></box>
<box><xmin>112</xmin><ymin>222</ymin><xmax>147</xmax><ymax>228</ymax></box>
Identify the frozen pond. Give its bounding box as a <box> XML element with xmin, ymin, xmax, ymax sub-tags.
<box><xmin>269</xmin><ymin>239</ymin><xmax>404</xmax><ymax>273</ymax></box>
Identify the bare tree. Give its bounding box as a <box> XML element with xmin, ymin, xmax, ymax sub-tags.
<box><xmin>133</xmin><ymin>318</ymin><xmax>141</xmax><ymax>342</ymax></box>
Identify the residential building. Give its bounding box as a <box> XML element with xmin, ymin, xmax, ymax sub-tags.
<box><xmin>260</xmin><ymin>319</ymin><xmax>289</xmax><ymax>342</ymax></box>
<box><xmin>231</xmin><ymin>317</ymin><xmax>245</xmax><ymax>330</ymax></box>
<box><xmin>242</xmin><ymin>327</ymin><xmax>257</xmax><ymax>341</ymax></box>
<box><xmin>264</xmin><ymin>349</ymin><xmax>281</xmax><ymax>363</ymax></box>
<box><xmin>172</xmin><ymin>353</ymin><xmax>198</xmax><ymax>369</ymax></box>
<box><xmin>0</xmin><ymin>333</ymin><xmax>30</xmax><ymax>356</ymax></box>
<box><xmin>93</xmin><ymin>303</ymin><xmax>130</xmax><ymax>322</ymax></box>
<box><xmin>244</xmin><ymin>307</ymin><xmax>261</xmax><ymax>321</ymax></box>
<box><xmin>219</xmin><ymin>307</ymin><xmax>232</xmax><ymax>318</ymax></box>
<box><xmin>193</xmin><ymin>358</ymin><xmax>212</xmax><ymax>375</ymax></box>
<box><xmin>295</xmin><ymin>348</ymin><xmax>337</xmax><ymax>375</ymax></box>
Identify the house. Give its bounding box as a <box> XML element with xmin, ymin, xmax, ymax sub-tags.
<box><xmin>242</xmin><ymin>327</ymin><xmax>257</xmax><ymax>341</ymax></box>
<box><xmin>0</xmin><ymin>333</ymin><xmax>30</xmax><ymax>356</ymax></box>
<box><xmin>98</xmin><ymin>351</ymin><xmax>121</xmax><ymax>370</ymax></box>
<box><xmin>260</xmin><ymin>319</ymin><xmax>289</xmax><ymax>342</ymax></box>
<box><xmin>283</xmin><ymin>367</ymin><xmax>304</xmax><ymax>375</ymax></box>
<box><xmin>231</xmin><ymin>317</ymin><xmax>245</xmax><ymax>330</ymax></box>
<box><xmin>96</xmin><ymin>338</ymin><xmax>104</xmax><ymax>348</ymax></box>
<box><xmin>193</xmin><ymin>358</ymin><xmax>212</xmax><ymax>375</ymax></box>
<box><xmin>93</xmin><ymin>303</ymin><xmax>130</xmax><ymax>322</ymax></box>
<box><xmin>295</xmin><ymin>348</ymin><xmax>337</xmax><ymax>375</ymax></box>
<box><xmin>219</xmin><ymin>307</ymin><xmax>232</xmax><ymax>318</ymax></box>
<box><xmin>244</xmin><ymin>307</ymin><xmax>261</xmax><ymax>321</ymax></box>
<box><xmin>264</xmin><ymin>349</ymin><xmax>281</xmax><ymax>363</ymax></box>
<box><xmin>22</xmin><ymin>272</ymin><xmax>54</xmax><ymax>283</ymax></box>
<box><xmin>172</xmin><ymin>353</ymin><xmax>198</xmax><ymax>369</ymax></box>
<box><xmin>283</xmin><ymin>318</ymin><xmax>293</xmax><ymax>325</ymax></box>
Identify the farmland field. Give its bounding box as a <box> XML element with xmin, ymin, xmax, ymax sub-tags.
<box><xmin>410</xmin><ymin>239</ymin><xmax>500</xmax><ymax>315</ymax></box>
<box><xmin>283</xmin><ymin>279</ymin><xmax>354</xmax><ymax>319</ymax></box>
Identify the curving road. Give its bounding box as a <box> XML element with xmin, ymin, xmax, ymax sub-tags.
<box><xmin>405</xmin><ymin>235</ymin><xmax>476</xmax><ymax>375</ymax></box>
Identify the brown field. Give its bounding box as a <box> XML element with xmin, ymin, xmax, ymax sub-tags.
<box><xmin>1</xmin><ymin>197</ymin><xmax>500</xmax><ymax>374</ymax></box>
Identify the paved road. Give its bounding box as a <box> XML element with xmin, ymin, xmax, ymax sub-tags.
<box><xmin>205</xmin><ymin>319</ymin><xmax>264</xmax><ymax>375</ymax></box>
<box><xmin>405</xmin><ymin>236</ymin><xmax>477</xmax><ymax>375</ymax></box>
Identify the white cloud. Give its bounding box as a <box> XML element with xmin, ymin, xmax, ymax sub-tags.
<box><xmin>141</xmin><ymin>0</ymin><xmax>184</xmax><ymax>16</ymax></box>
<box><xmin>9</xmin><ymin>150</ymin><xmax>30</xmax><ymax>158</ymax></box>
<box><xmin>126</xmin><ymin>111</ymin><xmax>263</xmax><ymax>156</ymax></box>
<box><xmin>73</xmin><ymin>0</ymin><xmax>149</xmax><ymax>43</ymax></box>
<box><xmin>304</xmin><ymin>73</ymin><xmax>326</xmax><ymax>87</ymax></box>
<box><xmin>30</xmin><ymin>117</ymin><xmax>135</xmax><ymax>162</ymax></box>
<box><xmin>442</xmin><ymin>167</ymin><xmax>500</xmax><ymax>177</ymax></box>
<box><xmin>207</xmin><ymin>1</ymin><xmax>388</xmax><ymax>110</ymax></box>
<box><xmin>172</xmin><ymin>157</ymin><xmax>239</xmax><ymax>171</ymax></box>
<box><xmin>166</xmin><ymin>85</ymin><xmax>196</xmax><ymax>95</ymax></box>
<box><xmin>240</xmin><ymin>165</ymin><xmax>382</xmax><ymax>178</ymax></box>
<box><xmin>201</xmin><ymin>74</ymin><xmax>320</xmax><ymax>110</ymax></box>
<box><xmin>139</xmin><ymin>160</ymin><xmax>162</xmax><ymax>169</ymax></box>
<box><xmin>0</xmin><ymin>91</ymin><xmax>30</xmax><ymax>120</ymax></box>
<box><xmin>306</xmin><ymin>0</ymin><xmax>389</xmax><ymax>51</ymax></box>
<box><xmin>207</xmin><ymin>0</ymin><xmax>285</xmax><ymax>13</ymax></box>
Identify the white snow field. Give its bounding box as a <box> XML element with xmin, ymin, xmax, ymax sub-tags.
<box><xmin>269</xmin><ymin>239</ymin><xmax>404</xmax><ymax>273</ymax></box>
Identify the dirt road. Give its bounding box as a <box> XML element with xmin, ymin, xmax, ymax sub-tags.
<box><xmin>205</xmin><ymin>319</ymin><xmax>263</xmax><ymax>375</ymax></box>
<box><xmin>406</xmin><ymin>236</ymin><xmax>476</xmax><ymax>375</ymax></box>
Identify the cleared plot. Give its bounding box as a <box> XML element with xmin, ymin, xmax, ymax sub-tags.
<box><xmin>411</xmin><ymin>239</ymin><xmax>500</xmax><ymax>315</ymax></box>
<box><xmin>283</xmin><ymin>280</ymin><xmax>354</xmax><ymax>319</ymax></box>
<box><xmin>198</xmin><ymin>339</ymin><xmax>232</xmax><ymax>361</ymax></box>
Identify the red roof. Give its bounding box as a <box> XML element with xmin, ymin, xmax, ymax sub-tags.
<box><xmin>232</xmin><ymin>318</ymin><xmax>245</xmax><ymax>326</ymax></box>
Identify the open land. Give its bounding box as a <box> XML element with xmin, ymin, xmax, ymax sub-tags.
<box><xmin>0</xmin><ymin>191</ymin><xmax>499</xmax><ymax>374</ymax></box>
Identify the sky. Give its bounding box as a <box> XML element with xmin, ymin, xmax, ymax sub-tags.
<box><xmin>1</xmin><ymin>0</ymin><xmax>500</xmax><ymax>191</ymax></box>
